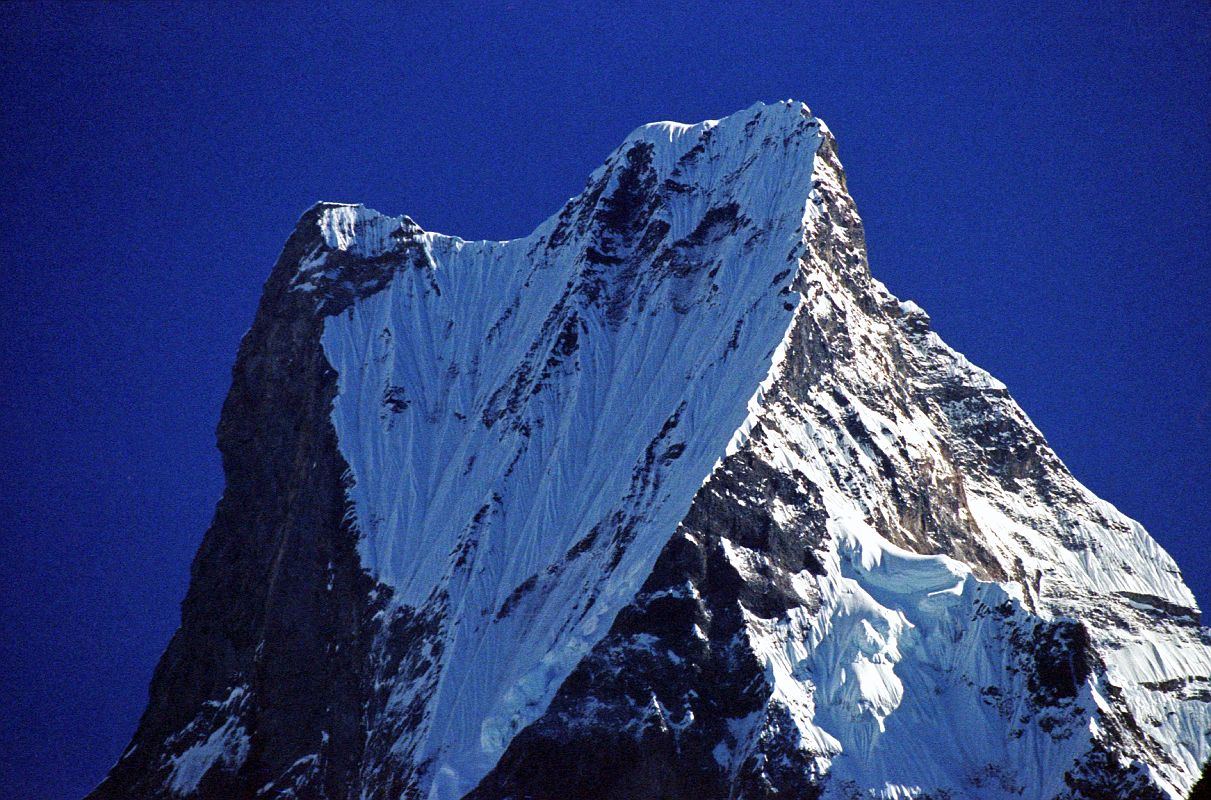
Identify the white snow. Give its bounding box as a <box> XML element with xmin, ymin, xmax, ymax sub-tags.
<box><xmin>319</xmin><ymin>101</ymin><xmax>826</xmax><ymax>799</ymax></box>
<box><xmin>316</xmin><ymin>203</ymin><xmax>406</xmax><ymax>257</ymax></box>
<box><xmin>164</xmin><ymin>686</ymin><xmax>250</xmax><ymax>796</ymax></box>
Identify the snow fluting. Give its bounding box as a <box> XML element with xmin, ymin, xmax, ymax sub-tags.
<box><xmin>88</xmin><ymin>101</ymin><xmax>1211</xmax><ymax>800</ymax></box>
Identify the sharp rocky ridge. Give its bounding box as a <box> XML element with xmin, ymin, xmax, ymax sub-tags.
<box><xmin>90</xmin><ymin>100</ymin><xmax>1211</xmax><ymax>800</ymax></box>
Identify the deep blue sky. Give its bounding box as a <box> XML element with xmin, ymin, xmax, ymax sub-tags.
<box><xmin>1</xmin><ymin>3</ymin><xmax>1208</xmax><ymax>798</ymax></box>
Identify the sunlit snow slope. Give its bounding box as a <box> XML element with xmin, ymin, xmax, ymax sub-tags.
<box><xmin>315</xmin><ymin>105</ymin><xmax>822</xmax><ymax>797</ymax></box>
<box><xmin>89</xmin><ymin>101</ymin><xmax>1211</xmax><ymax>800</ymax></box>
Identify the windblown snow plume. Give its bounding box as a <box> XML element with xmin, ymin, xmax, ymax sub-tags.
<box><xmin>90</xmin><ymin>101</ymin><xmax>1210</xmax><ymax>800</ymax></box>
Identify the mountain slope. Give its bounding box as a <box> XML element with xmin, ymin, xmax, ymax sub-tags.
<box><xmin>89</xmin><ymin>101</ymin><xmax>1211</xmax><ymax>800</ymax></box>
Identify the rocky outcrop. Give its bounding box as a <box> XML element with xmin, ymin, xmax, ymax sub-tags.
<box><xmin>88</xmin><ymin>206</ymin><xmax>413</xmax><ymax>799</ymax></box>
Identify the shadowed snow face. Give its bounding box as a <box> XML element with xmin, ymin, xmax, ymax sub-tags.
<box><xmin>320</xmin><ymin>102</ymin><xmax>825</xmax><ymax>797</ymax></box>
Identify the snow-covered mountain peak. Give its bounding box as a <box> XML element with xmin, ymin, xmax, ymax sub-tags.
<box><xmin>90</xmin><ymin>102</ymin><xmax>1211</xmax><ymax>800</ymax></box>
<box><xmin>610</xmin><ymin>99</ymin><xmax>812</xmax><ymax>169</ymax></box>
<box><xmin>595</xmin><ymin>98</ymin><xmax>821</xmax><ymax>203</ymax></box>
<box><xmin>297</xmin><ymin>100</ymin><xmax>831</xmax><ymax>307</ymax></box>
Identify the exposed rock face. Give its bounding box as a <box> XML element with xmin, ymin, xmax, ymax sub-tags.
<box><xmin>87</xmin><ymin>207</ymin><xmax>386</xmax><ymax>799</ymax></box>
<box><xmin>89</xmin><ymin>102</ymin><xmax>1211</xmax><ymax>800</ymax></box>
